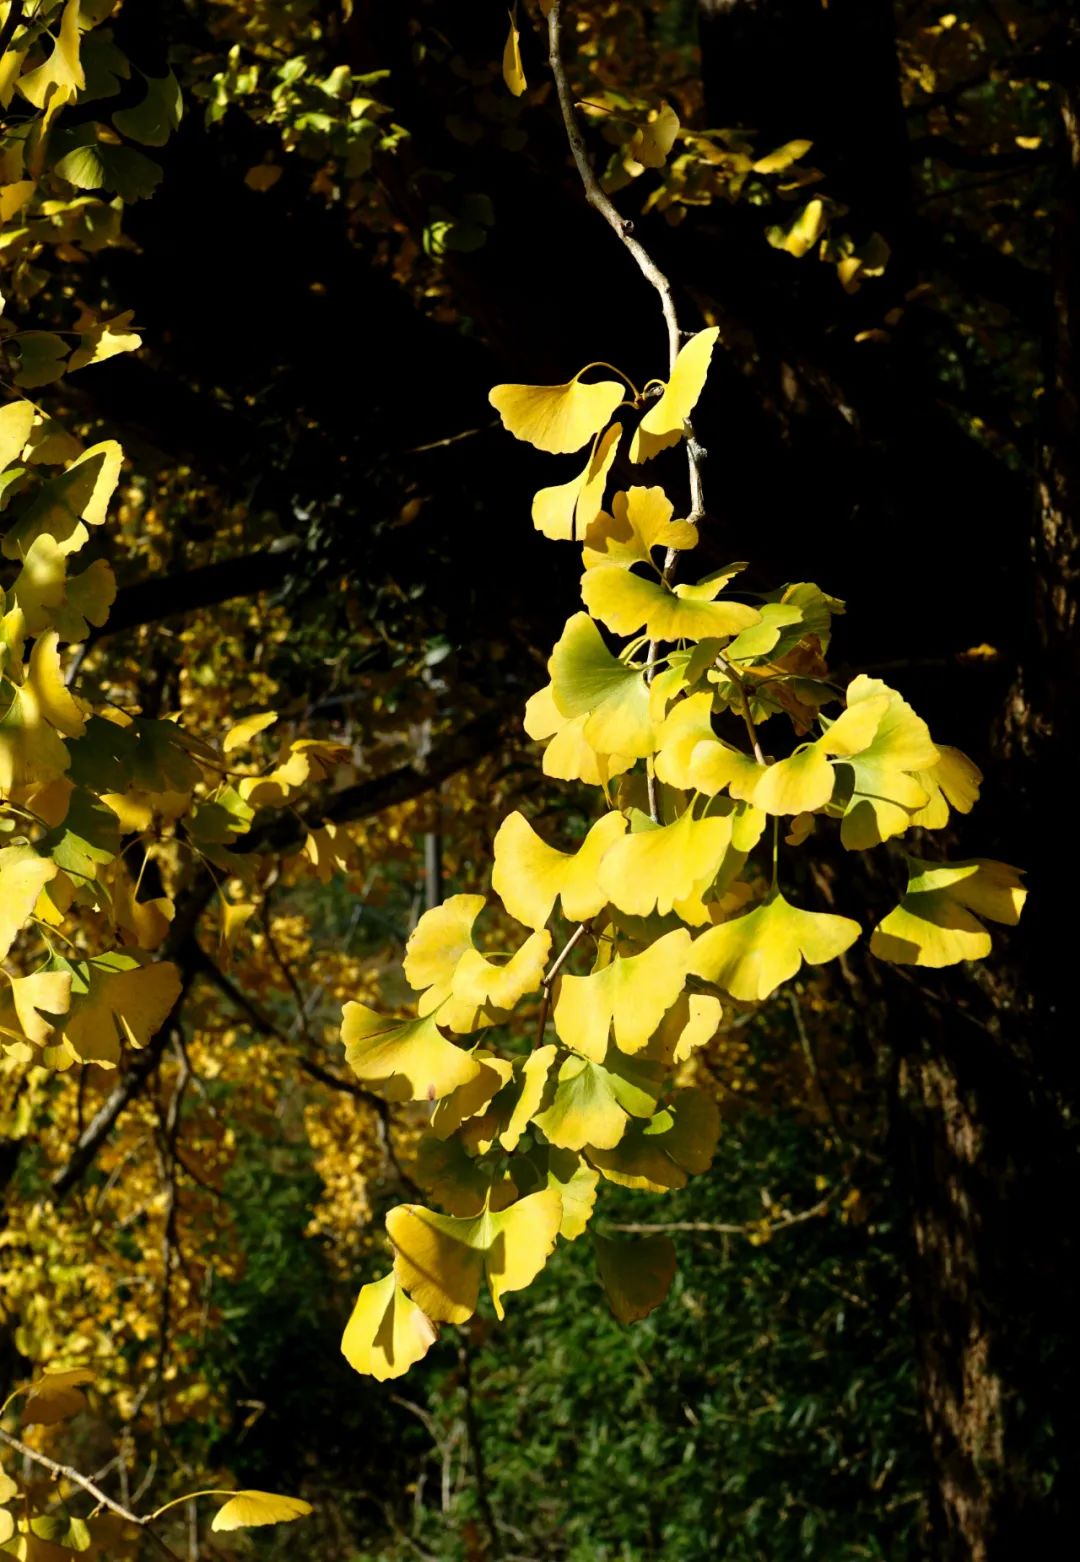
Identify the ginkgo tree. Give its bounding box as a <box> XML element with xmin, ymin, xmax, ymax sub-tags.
<box><xmin>335</xmin><ymin>0</ymin><xmax>1025</xmax><ymax>1382</ymax></box>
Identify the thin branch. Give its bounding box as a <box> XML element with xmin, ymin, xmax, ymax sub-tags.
<box><xmin>611</xmin><ymin>1176</ymin><xmax>851</xmax><ymax>1238</ymax></box>
<box><xmin>0</xmin><ymin>1430</ymin><xmax>184</xmax><ymax>1562</ymax></box>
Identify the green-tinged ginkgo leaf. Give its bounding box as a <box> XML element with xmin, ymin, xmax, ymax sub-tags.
<box><xmin>690</xmin><ymin>891</ymin><xmax>861</xmax><ymax>1001</ymax></box>
<box><xmin>388</xmin><ymin>1189</ymin><xmax>563</xmax><ymax>1323</ymax></box>
<box><xmin>112</xmin><ymin>69</ymin><xmax>183</xmax><ymax>146</ymax></box>
<box><xmin>582</xmin><ymin>564</ymin><xmax>761</xmax><ymax>643</ymax></box>
<box><xmin>502</xmin><ymin>12</ymin><xmax>526</xmax><ymax>95</ymax></box>
<box><xmin>54</xmin><ymin>141</ymin><xmax>164</xmax><ymax>202</ymax></box>
<box><xmin>539</xmin><ymin>1146</ymin><xmax>599</xmax><ymax>1239</ymax></box>
<box><xmin>341</xmin><ymin>1002</ymin><xmax>482</xmax><ymax>1102</ymax></box>
<box><xmin>835</xmin><ymin>675</ymin><xmax>938</xmax><ymax>849</ymax></box>
<box><xmin>0</xmin><ymin>845</ymin><xmax>57</xmax><ymax>960</ymax></box>
<box><xmin>630</xmin><ymin>327</ymin><xmax>720</xmax><ymax>462</ymax></box>
<box><xmin>549</xmin><ymin>613</ymin><xmax>655</xmax><ymax>757</ymax></box>
<box><xmin>492</xmin><ymin>809</ymin><xmax>627</xmax><ymax>929</ymax></box>
<box><xmin>2</xmin><ymin>442</ymin><xmax>123</xmax><ymax>559</ymax></box>
<box><xmin>870</xmin><ymin>858</ymin><xmax>1026</xmax><ymax>968</ymax></box>
<box><xmin>723</xmin><ymin>601</ymin><xmax>805</xmax><ymax>662</ymax></box>
<box><xmin>431</xmin><ymin>1052</ymin><xmax>514</xmax><ymax>1139</ymax></box>
<box><xmin>40</xmin><ymin>786</ymin><xmax>120</xmax><ymax>879</ymax></box>
<box><xmin>61</xmin><ymin>953</ymin><xmax>182</xmax><ymax>1066</ymax></box>
<box><xmin>532</xmin><ymin>423</ymin><xmax>620</xmax><ymax>541</ymax></box>
<box><xmin>52</xmin><ymin>559</ymin><xmax>116</xmax><ymax>642</ymax></box>
<box><xmin>523</xmin><ymin>682</ymin><xmax>634</xmax><ymax>786</ymax></box>
<box><xmin>0</xmin><ymin>402</ymin><xmax>35</xmax><ymax>472</ymax></box>
<box><xmin>210</xmin><ymin>1492</ymin><xmax>313</xmax><ymax>1532</ymax></box>
<box><xmin>21</xmin><ymin>1367</ymin><xmax>94</xmax><ymax>1427</ymax></box>
<box><xmin>582</xmin><ymin>486</ymin><xmax>700</xmax><ymax>569</ymax></box>
<box><xmin>7</xmin><ymin>970</ymin><xmax>71</xmax><ymax>1047</ymax></box>
<box><xmin>588</xmin><ymin>1088</ymin><xmax>720</xmax><ymax>1192</ymax></box>
<box><xmin>13</xmin><ymin>334</ymin><xmax>70</xmax><ymax>390</ymax></box>
<box><xmin>752</xmin><ymin>694</ymin><xmax>890</xmax><ymax>816</ymax></box>
<box><xmin>17</xmin><ymin>0</ymin><xmax>84</xmax><ymax>108</ymax></box>
<box><xmin>533</xmin><ymin>1048</ymin><xmax>664</xmax><ymax>1151</ymax></box>
<box><xmin>597</xmin><ymin>806</ymin><xmax>732</xmax><ymax>917</ymax></box>
<box><xmin>340</xmin><ymin>1271</ymin><xmax>438</xmax><ymax>1381</ymax></box>
<box><xmin>0</xmin><ymin>631</ymin><xmax>86</xmax><ymax>793</ymax></box>
<box><xmin>594</xmin><ymin>1232</ymin><xmax>676</xmax><ymax>1323</ymax></box>
<box><xmin>908</xmin><ymin>745</ymin><xmax>982</xmax><ymax>829</ymax></box>
<box><xmin>490</xmin><ymin>375</ymin><xmax>624</xmax><ymax>454</ymax></box>
<box><xmin>415</xmin><ymin>1132</ymin><xmax>518</xmax><ymax>1215</ymax></box>
<box><xmin>554</xmin><ymin>929</ymin><xmax>691</xmax><ymax>1060</ymax></box>
<box><xmin>654</xmin><ymin>691</ymin><xmax>764</xmax><ymax>800</ymax></box>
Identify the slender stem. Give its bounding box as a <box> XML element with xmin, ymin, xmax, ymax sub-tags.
<box><xmin>0</xmin><ymin>1429</ymin><xmax>185</xmax><ymax>1562</ymax></box>
<box><xmin>718</xmin><ymin>652</ymin><xmax>767</xmax><ymax>766</ymax></box>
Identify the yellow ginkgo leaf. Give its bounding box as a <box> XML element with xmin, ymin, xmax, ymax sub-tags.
<box><xmin>549</xmin><ymin>613</ymin><xmax>655</xmax><ymax>757</ymax></box>
<box><xmin>690</xmin><ymin>891</ymin><xmax>860</xmax><ymax>1001</ymax></box>
<box><xmin>220</xmin><ymin>900</ymin><xmax>256</xmax><ymax>951</ymax></box>
<box><xmin>630</xmin><ymin>327</ymin><xmax>720</xmax><ymax>462</ymax></box>
<box><xmin>492</xmin><ymin>809</ymin><xmax>627</xmax><ymax>929</ymax></box>
<box><xmin>654</xmin><ymin>691</ymin><xmax>763</xmax><ymax>800</ymax></box>
<box><xmin>405</xmin><ymin>896</ymin><xmax>550</xmax><ymax>1032</ymax></box>
<box><xmin>0</xmin><ymin>631</ymin><xmax>86</xmax><ymax>794</ymax></box>
<box><xmin>22</xmin><ymin>1367</ymin><xmax>94</xmax><ymax>1427</ymax></box>
<box><xmin>870</xmin><ymin>858</ymin><xmax>1025</xmax><ymax>969</ymax></box>
<box><xmin>588</xmin><ymin>1088</ymin><xmax>720</xmax><ymax>1192</ymax></box>
<box><xmin>210</xmin><ymin>1492</ymin><xmax>313</xmax><ymax>1532</ymax></box>
<box><xmin>553</xmin><ymin>929</ymin><xmax>691</xmax><ymax>1060</ymax></box>
<box><xmin>431</xmin><ymin>1051</ymin><xmax>514</xmax><ymax>1139</ymax></box>
<box><xmin>0</xmin><ymin>845</ymin><xmax>57</xmax><ymax>960</ymax></box>
<box><xmin>222</xmin><ymin>710</ymin><xmax>277</xmax><ymax>753</ymax></box>
<box><xmin>298</xmin><ymin>820</ymin><xmax>354</xmax><ymax>883</ymax></box>
<box><xmin>341</xmin><ymin>1002</ymin><xmax>482</xmax><ymax>1102</ymax></box>
<box><xmin>0</xmin><ymin>401</ymin><xmax>35</xmax><ymax>472</ymax></box>
<box><xmin>404</xmin><ymin>894</ymin><xmax>486</xmax><ymax>992</ymax></box>
<box><xmin>752</xmin><ymin>694</ymin><xmax>890</xmax><ymax>816</ymax></box>
<box><xmin>54</xmin><ymin>558</ymin><xmax>117</xmax><ymax>643</ymax></box>
<box><xmin>836</xmin><ymin>675</ymin><xmax>938</xmax><ymax>850</ymax></box>
<box><xmin>489</xmin><ymin>374</ymin><xmax>625</xmax><ymax>454</ymax></box>
<box><xmin>629</xmin><ymin>103</ymin><xmax>680</xmax><ymax>168</ymax></box>
<box><xmin>2</xmin><ymin>441</ymin><xmax>124</xmax><ymax>559</ymax></box>
<box><xmin>598</xmin><ymin>807</ymin><xmax>732</xmax><ymax>917</ymax></box>
<box><xmin>543</xmin><ymin>1146</ymin><xmax>599</xmax><ymax>1240</ymax></box>
<box><xmin>523</xmin><ymin>682</ymin><xmax>634</xmax><ymax>786</ymax></box>
<box><xmin>908</xmin><ymin>744</ymin><xmax>982</xmax><ymax>829</ymax></box>
<box><xmin>388</xmin><ymin>1189</ymin><xmax>563</xmax><ymax>1323</ymax></box>
<box><xmin>533</xmin><ymin>1048</ymin><xmax>664</xmax><ymax>1151</ymax></box>
<box><xmin>646</xmin><ymin>991</ymin><xmax>723</xmax><ymax>1065</ymax></box>
<box><xmin>17</xmin><ymin>0</ymin><xmax>85</xmax><ymax>110</ymax></box>
<box><xmin>9</xmin><ymin>970</ymin><xmax>71</xmax><ymax>1046</ymax></box>
<box><xmin>452</xmin><ymin>930</ymin><xmax>551</xmax><ymax>1010</ymax></box>
<box><xmin>340</xmin><ymin>1271</ymin><xmax>438</xmax><ymax>1381</ymax></box>
<box><xmin>594</xmin><ymin>1232</ymin><xmax>676</xmax><ymax>1324</ymax></box>
<box><xmin>62</xmin><ymin>954</ymin><xmax>182</xmax><ymax>1066</ymax></box>
<box><xmin>583</xmin><ymin>486</ymin><xmax>700</xmax><ymax>570</ymax></box>
<box><xmin>532</xmin><ymin>423</ymin><xmax>620</xmax><ymax>541</ymax></box>
<box><xmin>499</xmin><ymin>1044</ymin><xmax>558</xmax><ymax>1152</ymax></box>
<box><xmin>502</xmin><ymin>10</ymin><xmax>526</xmax><ymax>95</ymax></box>
<box><xmin>582</xmin><ymin>564</ymin><xmax>760</xmax><ymax>642</ymax></box>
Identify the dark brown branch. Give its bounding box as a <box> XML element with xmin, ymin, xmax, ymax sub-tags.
<box><xmin>93</xmin><ymin>547</ymin><xmax>298</xmax><ymax>641</ymax></box>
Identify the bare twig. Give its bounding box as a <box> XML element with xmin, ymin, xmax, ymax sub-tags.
<box><xmin>611</xmin><ymin>1175</ymin><xmax>851</xmax><ymax>1238</ymax></box>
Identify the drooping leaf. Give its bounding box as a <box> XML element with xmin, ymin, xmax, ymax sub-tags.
<box><xmin>582</xmin><ymin>565</ymin><xmax>761</xmax><ymax>642</ymax></box>
<box><xmin>752</xmin><ymin>694</ymin><xmax>890</xmax><ymax>816</ymax></box>
<box><xmin>111</xmin><ymin>69</ymin><xmax>183</xmax><ymax>146</ymax></box>
<box><xmin>588</xmin><ymin>1088</ymin><xmax>720</xmax><ymax>1191</ymax></box>
<box><xmin>630</xmin><ymin>103</ymin><xmax>680</xmax><ymax>168</ymax></box>
<box><xmin>2</xmin><ymin>442</ymin><xmax>123</xmax><ymax>558</ymax></box>
<box><xmin>502</xmin><ymin>13</ymin><xmax>526</xmax><ymax>96</ymax></box>
<box><xmin>835</xmin><ymin>675</ymin><xmax>939</xmax><ymax>849</ymax></box>
<box><xmin>492</xmin><ymin>809</ymin><xmax>627</xmax><ymax>929</ymax></box>
<box><xmin>490</xmin><ymin>375</ymin><xmax>624</xmax><ymax>454</ymax></box>
<box><xmin>523</xmin><ymin>682</ymin><xmax>634</xmax><ymax>786</ymax></box>
<box><xmin>597</xmin><ymin>806</ymin><xmax>732</xmax><ymax>917</ymax></box>
<box><xmin>690</xmin><ymin>891</ymin><xmax>861</xmax><ymax>1001</ymax></box>
<box><xmin>61</xmin><ymin>953</ymin><xmax>182</xmax><ymax>1066</ymax></box>
<box><xmin>0</xmin><ymin>845</ymin><xmax>57</xmax><ymax>960</ymax></box>
<box><xmin>870</xmin><ymin>858</ymin><xmax>1026</xmax><ymax>968</ymax></box>
<box><xmin>340</xmin><ymin>1271</ymin><xmax>438</xmax><ymax>1381</ymax></box>
<box><xmin>341</xmin><ymin>1002</ymin><xmax>483</xmax><ymax>1101</ymax></box>
<box><xmin>533</xmin><ymin>1048</ymin><xmax>664</xmax><ymax>1151</ymax></box>
<box><xmin>553</xmin><ymin>929</ymin><xmax>691</xmax><ymax>1060</ymax></box>
<box><xmin>549</xmin><ymin>612</ymin><xmax>655</xmax><ymax>757</ymax></box>
<box><xmin>630</xmin><ymin>327</ymin><xmax>720</xmax><ymax>462</ymax></box>
<box><xmin>532</xmin><ymin>424</ymin><xmax>620</xmax><ymax>541</ymax></box>
<box><xmin>594</xmin><ymin>1232</ymin><xmax>676</xmax><ymax>1324</ymax></box>
<box><xmin>21</xmin><ymin>1367</ymin><xmax>94</xmax><ymax>1427</ymax></box>
<box><xmin>210</xmin><ymin>1492</ymin><xmax>313</xmax><ymax>1532</ymax></box>
<box><xmin>387</xmin><ymin>1188</ymin><xmax>563</xmax><ymax>1322</ymax></box>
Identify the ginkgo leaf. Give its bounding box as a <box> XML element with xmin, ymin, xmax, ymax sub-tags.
<box><xmin>61</xmin><ymin>954</ymin><xmax>182</xmax><ymax>1066</ymax></box>
<box><xmin>22</xmin><ymin>1367</ymin><xmax>94</xmax><ymax>1427</ymax></box>
<box><xmin>222</xmin><ymin>710</ymin><xmax>277</xmax><ymax>753</ymax></box>
<box><xmin>8</xmin><ymin>971</ymin><xmax>71</xmax><ymax>1046</ymax></box>
<box><xmin>523</xmin><ymin>683</ymin><xmax>634</xmax><ymax>786</ymax></box>
<box><xmin>405</xmin><ymin>896</ymin><xmax>550</xmax><ymax>1032</ymax></box>
<box><xmin>597</xmin><ymin>807</ymin><xmax>732</xmax><ymax>917</ymax></box>
<box><xmin>431</xmin><ymin>1052</ymin><xmax>514</xmax><ymax>1139</ymax></box>
<box><xmin>210</xmin><ymin>1492</ymin><xmax>313</xmax><ymax>1532</ymax></box>
<box><xmin>388</xmin><ymin>1188</ymin><xmax>562</xmax><ymax>1323</ymax></box>
<box><xmin>908</xmin><ymin>745</ymin><xmax>982</xmax><ymax>829</ymax></box>
<box><xmin>2</xmin><ymin>442</ymin><xmax>124</xmax><ymax>559</ymax></box>
<box><xmin>630</xmin><ymin>103</ymin><xmax>680</xmax><ymax>168</ymax></box>
<box><xmin>341</xmin><ymin>1002</ymin><xmax>482</xmax><ymax>1102</ymax></box>
<box><xmin>583</xmin><ymin>486</ymin><xmax>699</xmax><ymax>569</ymax></box>
<box><xmin>0</xmin><ymin>402</ymin><xmax>35</xmax><ymax>472</ymax></box>
<box><xmin>67</xmin><ymin>311</ymin><xmax>142</xmax><ymax>373</ymax></box>
<box><xmin>112</xmin><ymin>70</ymin><xmax>183</xmax><ymax>146</ymax></box>
<box><xmin>835</xmin><ymin>675</ymin><xmax>938</xmax><ymax>849</ymax></box>
<box><xmin>492</xmin><ymin>809</ymin><xmax>627</xmax><ymax>929</ymax></box>
<box><xmin>532</xmin><ymin>423</ymin><xmax>620</xmax><ymax>541</ymax></box>
<box><xmin>690</xmin><ymin>891</ymin><xmax>861</xmax><ymax>1001</ymax></box>
<box><xmin>0</xmin><ymin>845</ymin><xmax>57</xmax><ymax>960</ymax></box>
<box><xmin>533</xmin><ymin>1049</ymin><xmax>664</xmax><ymax>1151</ymax></box>
<box><xmin>549</xmin><ymin>613</ymin><xmax>655</xmax><ymax>757</ymax></box>
<box><xmin>870</xmin><ymin>858</ymin><xmax>1026</xmax><ymax>968</ymax></box>
<box><xmin>553</xmin><ymin>929</ymin><xmax>691</xmax><ymax>1060</ymax></box>
<box><xmin>452</xmin><ymin>931</ymin><xmax>551</xmax><ymax>1011</ymax></box>
<box><xmin>582</xmin><ymin>564</ymin><xmax>761</xmax><ymax>643</ymax></box>
<box><xmin>498</xmin><ymin>1045</ymin><xmax>558</xmax><ymax>1152</ymax></box>
<box><xmin>17</xmin><ymin>0</ymin><xmax>84</xmax><ymax>109</ymax></box>
<box><xmin>490</xmin><ymin>375</ymin><xmax>625</xmax><ymax>454</ymax></box>
<box><xmin>588</xmin><ymin>1088</ymin><xmax>720</xmax><ymax>1192</ymax></box>
<box><xmin>594</xmin><ymin>1232</ymin><xmax>676</xmax><ymax>1324</ymax></box>
<box><xmin>53</xmin><ymin>559</ymin><xmax>116</xmax><ymax>643</ymax></box>
<box><xmin>340</xmin><ymin>1271</ymin><xmax>438</xmax><ymax>1381</ymax></box>
<box><xmin>647</xmin><ymin>991</ymin><xmax>724</xmax><ymax>1065</ymax></box>
<box><xmin>404</xmin><ymin>895</ymin><xmax>486</xmax><ymax>991</ymax></box>
<box><xmin>654</xmin><ymin>692</ymin><xmax>764</xmax><ymax>800</ymax></box>
<box><xmin>630</xmin><ymin>327</ymin><xmax>720</xmax><ymax>462</ymax></box>
<box><xmin>0</xmin><ymin>631</ymin><xmax>86</xmax><ymax>793</ymax></box>
<box><xmin>502</xmin><ymin>12</ymin><xmax>526</xmax><ymax>96</ymax></box>
<box><xmin>752</xmin><ymin>694</ymin><xmax>890</xmax><ymax>816</ymax></box>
